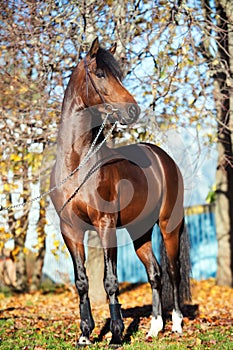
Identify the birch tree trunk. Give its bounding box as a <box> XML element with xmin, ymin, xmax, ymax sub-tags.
<box><xmin>10</xmin><ymin>182</ymin><xmax>30</xmax><ymax>292</ymax></box>
<box><xmin>29</xmin><ymin>197</ymin><xmax>47</xmax><ymax>292</ymax></box>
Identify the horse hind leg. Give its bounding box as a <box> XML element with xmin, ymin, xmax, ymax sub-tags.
<box><xmin>130</xmin><ymin>229</ymin><xmax>164</xmax><ymax>338</ymax></box>
<box><xmin>159</xmin><ymin>218</ymin><xmax>189</xmax><ymax>334</ymax></box>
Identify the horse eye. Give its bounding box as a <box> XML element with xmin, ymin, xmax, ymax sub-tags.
<box><xmin>95</xmin><ymin>69</ymin><xmax>105</xmax><ymax>78</ymax></box>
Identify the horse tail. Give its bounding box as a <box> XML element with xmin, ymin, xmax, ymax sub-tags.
<box><xmin>160</xmin><ymin>219</ymin><xmax>191</xmax><ymax>310</ymax></box>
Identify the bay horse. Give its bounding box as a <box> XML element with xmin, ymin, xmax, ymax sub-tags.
<box><xmin>50</xmin><ymin>37</ymin><xmax>191</xmax><ymax>346</ymax></box>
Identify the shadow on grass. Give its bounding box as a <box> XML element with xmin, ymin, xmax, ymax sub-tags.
<box><xmin>95</xmin><ymin>303</ymin><xmax>198</xmax><ymax>345</ymax></box>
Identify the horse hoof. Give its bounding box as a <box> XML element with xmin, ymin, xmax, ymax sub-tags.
<box><xmin>172</xmin><ymin>310</ymin><xmax>183</xmax><ymax>334</ymax></box>
<box><xmin>77</xmin><ymin>335</ymin><xmax>92</xmax><ymax>347</ymax></box>
<box><xmin>146</xmin><ymin>315</ymin><xmax>163</xmax><ymax>338</ymax></box>
<box><xmin>109</xmin><ymin>336</ymin><xmax>122</xmax><ymax>348</ymax></box>
<box><xmin>109</xmin><ymin>343</ymin><xmax>122</xmax><ymax>349</ymax></box>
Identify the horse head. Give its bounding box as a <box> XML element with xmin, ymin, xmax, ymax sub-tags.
<box><xmin>68</xmin><ymin>37</ymin><xmax>140</xmax><ymax>125</ymax></box>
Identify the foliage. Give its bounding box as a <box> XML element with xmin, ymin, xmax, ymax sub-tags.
<box><xmin>0</xmin><ymin>279</ymin><xmax>233</xmax><ymax>349</ymax></box>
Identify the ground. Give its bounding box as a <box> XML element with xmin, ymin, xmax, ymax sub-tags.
<box><xmin>0</xmin><ymin>279</ymin><xmax>233</xmax><ymax>349</ymax></box>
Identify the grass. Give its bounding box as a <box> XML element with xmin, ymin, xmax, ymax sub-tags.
<box><xmin>0</xmin><ymin>318</ymin><xmax>77</xmax><ymax>349</ymax></box>
<box><xmin>1</xmin><ymin>318</ymin><xmax>233</xmax><ymax>349</ymax></box>
<box><xmin>1</xmin><ymin>280</ymin><xmax>233</xmax><ymax>349</ymax></box>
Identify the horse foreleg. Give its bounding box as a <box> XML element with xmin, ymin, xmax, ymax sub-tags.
<box><xmin>104</xmin><ymin>247</ymin><xmax>124</xmax><ymax>345</ymax></box>
<box><xmin>131</xmin><ymin>230</ymin><xmax>163</xmax><ymax>338</ymax></box>
<box><xmin>99</xmin><ymin>223</ymin><xmax>124</xmax><ymax>345</ymax></box>
<box><xmin>62</xmin><ymin>230</ymin><xmax>94</xmax><ymax>345</ymax></box>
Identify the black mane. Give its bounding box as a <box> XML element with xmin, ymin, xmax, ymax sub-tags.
<box><xmin>96</xmin><ymin>47</ymin><xmax>123</xmax><ymax>81</ymax></box>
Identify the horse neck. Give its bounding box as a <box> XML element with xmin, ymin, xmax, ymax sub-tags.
<box><xmin>57</xmin><ymin>93</ymin><xmax>106</xmax><ymax>169</ymax></box>
<box><xmin>56</xmin><ymin>64</ymin><xmax>106</xmax><ymax>170</ymax></box>
<box><xmin>58</xmin><ymin>101</ymin><xmax>90</xmax><ymax>149</ymax></box>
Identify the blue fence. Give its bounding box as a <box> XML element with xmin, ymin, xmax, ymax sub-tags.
<box><xmin>187</xmin><ymin>209</ymin><xmax>217</xmax><ymax>280</ymax></box>
<box><xmin>117</xmin><ymin>206</ymin><xmax>217</xmax><ymax>282</ymax></box>
<box><xmin>43</xmin><ymin>205</ymin><xmax>217</xmax><ymax>283</ymax></box>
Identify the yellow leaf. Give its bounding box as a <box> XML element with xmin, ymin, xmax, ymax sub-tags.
<box><xmin>24</xmin><ymin>153</ymin><xmax>33</xmax><ymax>162</ymax></box>
<box><xmin>53</xmin><ymin>240</ymin><xmax>60</xmax><ymax>248</ymax></box>
<box><xmin>37</xmin><ymin>236</ymin><xmax>45</xmax><ymax>243</ymax></box>
<box><xmin>15</xmin><ymin>219</ymin><xmax>21</xmax><ymax>228</ymax></box>
<box><xmin>3</xmin><ymin>183</ymin><xmax>11</xmax><ymax>191</ymax></box>
<box><xmin>10</xmin><ymin>154</ymin><xmax>21</xmax><ymax>162</ymax></box>
<box><xmin>15</xmin><ymin>227</ymin><xmax>21</xmax><ymax>235</ymax></box>
<box><xmin>3</xmin><ymin>183</ymin><xmax>18</xmax><ymax>191</ymax></box>
<box><xmin>23</xmin><ymin>247</ymin><xmax>29</xmax><ymax>254</ymax></box>
<box><xmin>0</xmin><ymin>293</ymin><xmax>5</xmax><ymax>300</ymax></box>
<box><xmin>19</xmin><ymin>86</ymin><xmax>28</xmax><ymax>94</ymax></box>
<box><xmin>11</xmin><ymin>246</ymin><xmax>20</xmax><ymax>259</ymax></box>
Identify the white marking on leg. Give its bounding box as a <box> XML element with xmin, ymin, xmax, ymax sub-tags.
<box><xmin>146</xmin><ymin>315</ymin><xmax>163</xmax><ymax>338</ymax></box>
<box><xmin>172</xmin><ymin>309</ymin><xmax>183</xmax><ymax>334</ymax></box>
<box><xmin>78</xmin><ymin>335</ymin><xmax>92</xmax><ymax>345</ymax></box>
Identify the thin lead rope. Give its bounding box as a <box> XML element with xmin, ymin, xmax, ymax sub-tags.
<box><xmin>59</xmin><ymin>158</ymin><xmax>108</xmax><ymax>215</ymax></box>
<box><xmin>58</xmin><ymin>121</ymin><xmax>117</xmax><ymax>215</ymax></box>
<box><xmin>0</xmin><ymin>112</ymin><xmax>117</xmax><ymax>213</ymax></box>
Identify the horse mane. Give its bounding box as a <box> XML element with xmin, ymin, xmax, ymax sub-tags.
<box><xmin>90</xmin><ymin>108</ymin><xmax>105</xmax><ymax>144</ymax></box>
<box><xmin>96</xmin><ymin>47</ymin><xmax>123</xmax><ymax>81</ymax></box>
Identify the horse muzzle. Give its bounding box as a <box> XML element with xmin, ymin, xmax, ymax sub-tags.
<box><xmin>117</xmin><ymin>103</ymin><xmax>141</xmax><ymax>125</ymax></box>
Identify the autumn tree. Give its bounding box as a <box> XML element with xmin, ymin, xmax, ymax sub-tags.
<box><xmin>1</xmin><ymin>0</ymin><xmax>232</xmax><ymax>290</ymax></box>
<box><xmin>1</xmin><ymin>1</ymin><xmax>61</xmax><ymax>291</ymax></box>
<box><xmin>198</xmin><ymin>0</ymin><xmax>233</xmax><ymax>286</ymax></box>
<box><xmin>1</xmin><ymin>0</ymin><xmax>165</xmax><ymax>291</ymax></box>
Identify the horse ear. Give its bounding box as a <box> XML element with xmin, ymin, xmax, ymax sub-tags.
<box><xmin>89</xmin><ymin>37</ymin><xmax>100</xmax><ymax>58</ymax></box>
<box><xmin>109</xmin><ymin>42</ymin><xmax>117</xmax><ymax>55</ymax></box>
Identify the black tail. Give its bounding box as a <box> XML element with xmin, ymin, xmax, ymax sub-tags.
<box><xmin>160</xmin><ymin>220</ymin><xmax>191</xmax><ymax>310</ymax></box>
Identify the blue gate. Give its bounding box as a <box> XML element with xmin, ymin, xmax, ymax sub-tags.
<box><xmin>117</xmin><ymin>205</ymin><xmax>217</xmax><ymax>282</ymax></box>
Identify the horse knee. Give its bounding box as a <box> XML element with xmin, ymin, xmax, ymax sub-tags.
<box><xmin>75</xmin><ymin>271</ymin><xmax>89</xmax><ymax>298</ymax></box>
<box><xmin>167</xmin><ymin>260</ymin><xmax>180</xmax><ymax>283</ymax></box>
<box><xmin>149</xmin><ymin>273</ymin><xmax>162</xmax><ymax>291</ymax></box>
<box><xmin>146</xmin><ymin>260</ymin><xmax>162</xmax><ymax>290</ymax></box>
<box><xmin>104</xmin><ymin>275</ymin><xmax>118</xmax><ymax>296</ymax></box>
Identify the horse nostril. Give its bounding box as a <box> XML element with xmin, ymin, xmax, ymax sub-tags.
<box><xmin>128</xmin><ymin>104</ymin><xmax>140</xmax><ymax>121</ymax></box>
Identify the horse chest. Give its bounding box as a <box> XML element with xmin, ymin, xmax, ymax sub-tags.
<box><xmin>70</xmin><ymin>169</ymin><xmax>117</xmax><ymax>221</ymax></box>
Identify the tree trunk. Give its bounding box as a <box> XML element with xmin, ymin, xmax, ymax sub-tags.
<box><xmin>215</xmin><ymin>138</ymin><xmax>233</xmax><ymax>286</ymax></box>
<box><xmin>86</xmin><ymin>231</ymin><xmax>106</xmax><ymax>304</ymax></box>
<box><xmin>29</xmin><ymin>197</ymin><xmax>47</xmax><ymax>292</ymax></box>
<box><xmin>12</xmin><ymin>215</ymin><xmax>29</xmax><ymax>292</ymax></box>
<box><xmin>8</xmin><ymin>163</ymin><xmax>31</xmax><ymax>292</ymax></box>
<box><xmin>214</xmin><ymin>1</ymin><xmax>233</xmax><ymax>286</ymax></box>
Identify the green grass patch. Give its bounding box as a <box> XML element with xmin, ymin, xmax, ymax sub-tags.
<box><xmin>1</xmin><ymin>318</ymin><xmax>233</xmax><ymax>349</ymax></box>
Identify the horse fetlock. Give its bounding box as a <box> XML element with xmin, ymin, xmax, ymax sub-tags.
<box><xmin>80</xmin><ymin>319</ymin><xmax>92</xmax><ymax>339</ymax></box>
<box><xmin>110</xmin><ymin>318</ymin><xmax>124</xmax><ymax>333</ymax></box>
<box><xmin>147</xmin><ymin>315</ymin><xmax>163</xmax><ymax>338</ymax></box>
<box><xmin>172</xmin><ymin>309</ymin><xmax>183</xmax><ymax>334</ymax></box>
<box><xmin>110</xmin><ymin>319</ymin><xmax>124</xmax><ymax>345</ymax></box>
<box><xmin>150</xmin><ymin>274</ymin><xmax>162</xmax><ymax>290</ymax></box>
<box><xmin>80</xmin><ymin>299</ymin><xmax>95</xmax><ymax>333</ymax></box>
